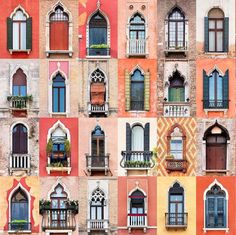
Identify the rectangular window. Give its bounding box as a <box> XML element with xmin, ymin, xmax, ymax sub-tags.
<box><xmin>170</xmin><ymin>139</ymin><xmax>183</xmax><ymax>159</ymax></box>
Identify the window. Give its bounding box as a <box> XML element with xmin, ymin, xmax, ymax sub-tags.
<box><xmin>168</xmin><ymin>70</ymin><xmax>185</xmax><ymax>102</ymax></box>
<box><xmin>13</xmin><ymin>124</ymin><xmax>28</xmax><ymax>154</ymax></box>
<box><xmin>92</xmin><ymin>125</ymin><xmax>105</xmax><ymax>156</ymax></box>
<box><xmin>203</xmin><ymin>69</ymin><xmax>229</xmax><ymax>109</ymax></box>
<box><xmin>204</xmin><ymin>123</ymin><xmax>229</xmax><ymax>171</ymax></box>
<box><xmin>52</xmin><ymin>73</ymin><xmax>66</xmax><ymax>113</ymax></box>
<box><xmin>205</xmin><ymin>8</ymin><xmax>229</xmax><ymax>52</ymax></box>
<box><xmin>168</xmin><ymin>8</ymin><xmax>185</xmax><ymax>49</ymax></box>
<box><xmin>7</xmin><ymin>8</ymin><xmax>32</xmax><ymax>51</ymax></box>
<box><xmin>131</xmin><ymin>69</ymin><xmax>144</xmax><ymax>110</ymax></box>
<box><xmin>205</xmin><ymin>184</ymin><xmax>227</xmax><ymax>228</ymax></box>
<box><xmin>12</xmin><ymin>69</ymin><xmax>27</xmax><ymax>96</ymax></box>
<box><xmin>90</xmin><ymin>187</ymin><xmax>105</xmax><ymax>220</ymax></box>
<box><xmin>49</xmin><ymin>6</ymin><xmax>69</xmax><ymax>50</ymax></box>
<box><xmin>168</xmin><ymin>182</ymin><xmax>184</xmax><ymax>225</ymax></box>
<box><xmin>10</xmin><ymin>188</ymin><xmax>29</xmax><ymax>230</ymax></box>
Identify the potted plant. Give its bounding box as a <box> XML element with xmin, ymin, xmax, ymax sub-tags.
<box><xmin>90</xmin><ymin>44</ymin><xmax>109</xmax><ymax>49</ymax></box>
<box><xmin>39</xmin><ymin>199</ymin><xmax>51</xmax><ymax>214</ymax></box>
<box><xmin>64</xmin><ymin>140</ymin><xmax>71</xmax><ymax>155</ymax></box>
<box><xmin>11</xmin><ymin>219</ymin><xmax>27</xmax><ymax>230</ymax></box>
<box><xmin>65</xmin><ymin>200</ymin><xmax>79</xmax><ymax>214</ymax></box>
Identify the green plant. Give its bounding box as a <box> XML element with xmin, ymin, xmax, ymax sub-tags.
<box><xmin>7</xmin><ymin>95</ymin><xmax>33</xmax><ymax>102</ymax></box>
<box><xmin>46</xmin><ymin>138</ymin><xmax>53</xmax><ymax>153</ymax></box>
<box><xmin>152</xmin><ymin>147</ymin><xmax>158</xmax><ymax>158</ymax></box>
<box><xmin>49</xmin><ymin>162</ymin><xmax>64</xmax><ymax>167</ymax></box>
<box><xmin>90</xmin><ymin>44</ymin><xmax>109</xmax><ymax>49</ymax></box>
<box><xmin>166</xmin><ymin>154</ymin><xmax>174</xmax><ymax>159</ymax></box>
<box><xmin>11</xmin><ymin>220</ymin><xmax>27</xmax><ymax>224</ymax></box>
<box><xmin>64</xmin><ymin>139</ymin><xmax>71</xmax><ymax>153</ymax></box>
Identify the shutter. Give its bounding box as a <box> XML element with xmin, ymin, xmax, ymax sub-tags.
<box><xmin>223</xmin><ymin>70</ymin><xmax>229</xmax><ymax>108</ymax></box>
<box><xmin>26</xmin><ymin>17</ymin><xmax>32</xmax><ymax>50</ymax></box>
<box><xmin>144</xmin><ymin>71</ymin><xmax>150</xmax><ymax>111</ymax></box>
<box><xmin>216</xmin><ymin>197</ymin><xmax>225</xmax><ymax>227</ymax></box>
<box><xmin>7</xmin><ymin>17</ymin><xmax>13</xmax><ymax>50</ymax></box>
<box><xmin>223</xmin><ymin>17</ymin><xmax>229</xmax><ymax>52</ymax></box>
<box><xmin>125</xmin><ymin>69</ymin><xmax>130</xmax><ymax>111</ymax></box>
<box><xmin>206</xmin><ymin>197</ymin><xmax>215</xmax><ymax>227</ymax></box>
<box><xmin>203</xmin><ymin>70</ymin><xmax>209</xmax><ymax>109</ymax></box>
<box><xmin>144</xmin><ymin>123</ymin><xmax>150</xmax><ymax>151</ymax></box>
<box><xmin>126</xmin><ymin>123</ymin><xmax>131</xmax><ymax>151</ymax></box>
<box><xmin>204</xmin><ymin>17</ymin><xmax>209</xmax><ymax>52</ymax></box>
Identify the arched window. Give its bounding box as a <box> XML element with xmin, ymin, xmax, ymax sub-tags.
<box><xmin>168</xmin><ymin>70</ymin><xmax>185</xmax><ymax>102</ymax></box>
<box><xmin>209</xmin><ymin>70</ymin><xmax>222</xmax><ymax>107</ymax></box>
<box><xmin>205</xmin><ymin>184</ymin><xmax>227</xmax><ymax>228</ymax></box>
<box><xmin>131</xmin><ymin>125</ymin><xmax>144</xmax><ymax>152</ymax></box>
<box><xmin>129</xmin><ymin>13</ymin><xmax>145</xmax><ymax>40</ymax></box>
<box><xmin>12</xmin><ymin>69</ymin><xmax>27</xmax><ymax>96</ymax></box>
<box><xmin>13</xmin><ymin>124</ymin><xmax>28</xmax><ymax>154</ymax></box>
<box><xmin>168</xmin><ymin>8</ymin><xmax>185</xmax><ymax>49</ymax></box>
<box><xmin>91</xmin><ymin>125</ymin><xmax>105</xmax><ymax>156</ymax></box>
<box><xmin>131</xmin><ymin>69</ymin><xmax>144</xmax><ymax>110</ymax></box>
<box><xmin>49</xmin><ymin>6</ymin><xmax>69</xmax><ymax>50</ymax></box>
<box><xmin>10</xmin><ymin>188</ymin><xmax>29</xmax><ymax>230</ymax></box>
<box><xmin>168</xmin><ymin>182</ymin><xmax>184</xmax><ymax>225</ymax></box>
<box><xmin>204</xmin><ymin>123</ymin><xmax>229</xmax><ymax>171</ymax></box>
<box><xmin>52</xmin><ymin>73</ymin><xmax>66</xmax><ymax>113</ymax></box>
<box><xmin>90</xmin><ymin>187</ymin><xmax>105</xmax><ymax>220</ymax></box>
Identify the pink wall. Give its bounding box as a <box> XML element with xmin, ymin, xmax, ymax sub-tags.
<box><xmin>49</xmin><ymin>61</ymin><xmax>69</xmax><ymax>78</ymax></box>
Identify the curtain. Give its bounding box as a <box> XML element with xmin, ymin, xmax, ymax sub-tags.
<box><xmin>169</xmin><ymin>87</ymin><xmax>185</xmax><ymax>102</ymax></box>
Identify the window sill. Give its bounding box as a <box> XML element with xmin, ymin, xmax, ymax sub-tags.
<box><xmin>204</xmin><ymin>108</ymin><xmax>228</xmax><ymax>115</ymax></box>
<box><xmin>128</xmin><ymin>110</ymin><xmax>147</xmax><ymax>113</ymax></box>
<box><xmin>50</xmin><ymin>112</ymin><xmax>67</xmax><ymax>117</ymax></box>
<box><xmin>46</xmin><ymin>50</ymin><xmax>73</xmax><ymax>57</ymax></box>
<box><xmin>204</xmin><ymin>169</ymin><xmax>229</xmax><ymax>173</ymax></box>
<box><xmin>46</xmin><ymin>166</ymin><xmax>71</xmax><ymax>175</ymax></box>
<box><xmin>203</xmin><ymin>227</ymin><xmax>229</xmax><ymax>232</ymax></box>
<box><xmin>9</xmin><ymin>49</ymin><xmax>31</xmax><ymax>55</ymax></box>
<box><xmin>8</xmin><ymin>230</ymin><xmax>31</xmax><ymax>234</ymax></box>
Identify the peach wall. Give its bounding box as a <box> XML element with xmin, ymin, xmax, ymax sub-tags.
<box><xmin>196</xmin><ymin>59</ymin><xmax>236</xmax><ymax>118</ymax></box>
<box><xmin>118</xmin><ymin>59</ymin><xmax>157</xmax><ymax>117</ymax></box>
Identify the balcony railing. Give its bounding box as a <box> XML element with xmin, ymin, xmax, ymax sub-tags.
<box><xmin>9</xmin><ymin>153</ymin><xmax>31</xmax><ymax>175</ymax></box>
<box><xmin>203</xmin><ymin>100</ymin><xmax>229</xmax><ymax>109</ymax></box>
<box><xmin>120</xmin><ymin>151</ymin><xmax>154</xmax><ymax>169</ymax></box>
<box><xmin>88</xmin><ymin>102</ymin><xmax>109</xmax><ymax>116</ymax></box>
<box><xmin>165</xmin><ymin>213</ymin><xmax>188</xmax><ymax>229</ymax></box>
<box><xmin>87</xmin><ymin>48</ymin><xmax>110</xmax><ymax>56</ymax></box>
<box><xmin>166</xmin><ymin>159</ymin><xmax>188</xmax><ymax>173</ymax></box>
<box><xmin>41</xmin><ymin>209</ymin><xmax>76</xmax><ymax>231</ymax></box>
<box><xmin>130</xmin><ymin>101</ymin><xmax>144</xmax><ymax>111</ymax></box>
<box><xmin>128</xmin><ymin>39</ymin><xmax>147</xmax><ymax>56</ymax></box>
<box><xmin>165</xmin><ymin>40</ymin><xmax>188</xmax><ymax>55</ymax></box>
<box><xmin>87</xmin><ymin>219</ymin><xmax>109</xmax><ymax>232</ymax></box>
<box><xmin>164</xmin><ymin>102</ymin><xmax>190</xmax><ymax>117</ymax></box>
<box><xmin>86</xmin><ymin>154</ymin><xmax>110</xmax><ymax>175</ymax></box>
<box><xmin>128</xmin><ymin>214</ymin><xmax>147</xmax><ymax>228</ymax></box>
<box><xmin>8</xmin><ymin>222</ymin><xmax>31</xmax><ymax>232</ymax></box>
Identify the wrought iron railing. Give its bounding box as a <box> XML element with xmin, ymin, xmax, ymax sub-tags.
<box><xmin>165</xmin><ymin>213</ymin><xmax>188</xmax><ymax>228</ymax></box>
<box><xmin>203</xmin><ymin>100</ymin><xmax>229</xmax><ymax>109</ymax></box>
<box><xmin>130</xmin><ymin>101</ymin><xmax>144</xmax><ymax>111</ymax></box>
<box><xmin>8</xmin><ymin>222</ymin><xmax>31</xmax><ymax>231</ymax></box>
<box><xmin>86</xmin><ymin>154</ymin><xmax>110</xmax><ymax>175</ymax></box>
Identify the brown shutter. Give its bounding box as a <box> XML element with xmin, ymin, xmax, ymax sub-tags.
<box><xmin>144</xmin><ymin>70</ymin><xmax>150</xmax><ymax>111</ymax></box>
<box><xmin>125</xmin><ymin>69</ymin><xmax>130</xmax><ymax>111</ymax></box>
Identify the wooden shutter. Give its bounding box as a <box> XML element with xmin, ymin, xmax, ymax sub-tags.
<box><xmin>7</xmin><ymin>17</ymin><xmax>13</xmax><ymax>50</ymax></box>
<box><xmin>144</xmin><ymin>123</ymin><xmax>150</xmax><ymax>151</ymax></box>
<box><xmin>50</xmin><ymin>22</ymin><xmax>69</xmax><ymax>50</ymax></box>
<box><xmin>26</xmin><ymin>17</ymin><xmax>32</xmax><ymax>50</ymax></box>
<box><xmin>203</xmin><ymin>70</ymin><xmax>209</xmax><ymax>109</ymax></box>
<box><xmin>125</xmin><ymin>69</ymin><xmax>130</xmax><ymax>111</ymax></box>
<box><xmin>216</xmin><ymin>197</ymin><xmax>225</xmax><ymax>226</ymax></box>
<box><xmin>223</xmin><ymin>70</ymin><xmax>229</xmax><ymax>108</ymax></box>
<box><xmin>206</xmin><ymin>146</ymin><xmax>215</xmax><ymax>170</ymax></box>
<box><xmin>144</xmin><ymin>71</ymin><xmax>150</xmax><ymax>111</ymax></box>
<box><xmin>126</xmin><ymin>123</ymin><xmax>131</xmax><ymax>151</ymax></box>
<box><xmin>215</xmin><ymin>145</ymin><xmax>226</xmax><ymax>170</ymax></box>
<box><xmin>223</xmin><ymin>17</ymin><xmax>229</xmax><ymax>52</ymax></box>
<box><xmin>206</xmin><ymin>197</ymin><xmax>215</xmax><ymax>227</ymax></box>
<box><xmin>204</xmin><ymin>17</ymin><xmax>209</xmax><ymax>52</ymax></box>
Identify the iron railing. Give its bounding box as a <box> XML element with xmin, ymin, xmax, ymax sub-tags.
<box><xmin>203</xmin><ymin>100</ymin><xmax>229</xmax><ymax>109</ymax></box>
<box><xmin>165</xmin><ymin>213</ymin><xmax>188</xmax><ymax>228</ymax></box>
<box><xmin>87</xmin><ymin>48</ymin><xmax>110</xmax><ymax>56</ymax></box>
<box><xmin>166</xmin><ymin>159</ymin><xmax>188</xmax><ymax>173</ymax></box>
<box><xmin>8</xmin><ymin>222</ymin><xmax>31</xmax><ymax>231</ymax></box>
<box><xmin>86</xmin><ymin>154</ymin><xmax>110</xmax><ymax>175</ymax></box>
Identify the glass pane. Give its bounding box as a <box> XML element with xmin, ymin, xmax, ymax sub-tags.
<box><xmin>217</xmin><ymin>20</ymin><xmax>223</xmax><ymax>29</ymax></box>
<box><xmin>131</xmin><ymin>126</ymin><xmax>144</xmax><ymax>151</ymax></box>
<box><xmin>13</xmin><ymin>23</ymin><xmax>19</xmax><ymax>50</ymax></box>
<box><xmin>13</xmin><ymin>10</ymin><xmax>27</xmax><ymax>20</ymax></box>
<box><xmin>91</xmin><ymin>207</ymin><xmax>96</xmax><ymax>219</ymax></box>
<box><xmin>20</xmin><ymin>86</ymin><xmax>27</xmax><ymax>96</ymax></box>
<box><xmin>60</xmin><ymin>88</ymin><xmax>65</xmax><ymax>112</ymax></box>
<box><xmin>13</xmin><ymin>86</ymin><xmax>19</xmax><ymax>96</ymax></box>
<box><xmin>170</xmin><ymin>139</ymin><xmax>183</xmax><ymax>159</ymax></box>
<box><xmin>217</xmin><ymin>74</ymin><xmax>223</xmax><ymax>100</ymax></box>
<box><xmin>89</xmin><ymin>28</ymin><xmax>107</xmax><ymax>45</ymax></box>
<box><xmin>216</xmin><ymin>32</ymin><xmax>223</xmax><ymax>51</ymax></box>
<box><xmin>209</xmin><ymin>20</ymin><xmax>215</xmax><ymax>29</ymax></box>
<box><xmin>53</xmin><ymin>88</ymin><xmax>58</xmax><ymax>112</ymax></box>
<box><xmin>21</xmin><ymin>22</ymin><xmax>26</xmax><ymax>50</ymax></box>
<box><xmin>209</xmin><ymin>75</ymin><xmax>215</xmax><ymax>100</ymax></box>
<box><xmin>209</xmin><ymin>32</ymin><xmax>215</xmax><ymax>51</ymax></box>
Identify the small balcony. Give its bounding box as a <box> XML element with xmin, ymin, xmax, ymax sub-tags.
<box><xmin>7</xmin><ymin>96</ymin><xmax>32</xmax><ymax>110</ymax></box>
<box><xmin>46</xmin><ymin>152</ymin><xmax>71</xmax><ymax>175</ymax></box>
<box><xmin>9</xmin><ymin>153</ymin><xmax>31</xmax><ymax>175</ymax></box>
<box><xmin>163</xmin><ymin>101</ymin><xmax>190</xmax><ymax>117</ymax></box>
<box><xmin>86</xmin><ymin>154</ymin><xmax>110</xmax><ymax>176</ymax></box>
<box><xmin>120</xmin><ymin>151</ymin><xmax>154</xmax><ymax>170</ymax></box>
<box><xmin>87</xmin><ymin>47</ymin><xmax>110</xmax><ymax>57</ymax></box>
<box><xmin>127</xmin><ymin>39</ymin><xmax>147</xmax><ymax>57</ymax></box>
<box><xmin>88</xmin><ymin>102</ymin><xmax>109</xmax><ymax>116</ymax></box>
<box><xmin>165</xmin><ymin>213</ymin><xmax>188</xmax><ymax>229</ymax></box>
<box><xmin>8</xmin><ymin>222</ymin><xmax>31</xmax><ymax>233</ymax></box>
<box><xmin>87</xmin><ymin>219</ymin><xmax>109</xmax><ymax>233</ymax></box>
<box><xmin>165</xmin><ymin>41</ymin><xmax>188</xmax><ymax>55</ymax></box>
<box><xmin>41</xmin><ymin>209</ymin><xmax>76</xmax><ymax>231</ymax></box>
<box><xmin>128</xmin><ymin>215</ymin><xmax>147</xmax><ymax>232</ymax></box>
<box><xmin>165</xmin><ymin>158</ymin><xmax>188</xmax><ymax>173</ymax></box>
<box><xmin>203</xmin><ymin>100</ymin><xmax>229</xmax><ymax>110</ymax></box>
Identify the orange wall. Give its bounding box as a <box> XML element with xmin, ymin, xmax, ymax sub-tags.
<box><xmin>196</xmin><ymin>59</ymin><xmax>236</xmax><ymax>118</ymax></box>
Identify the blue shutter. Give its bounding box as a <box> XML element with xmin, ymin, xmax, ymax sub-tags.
<box><xmin>206</xmin><ymin>197</ymin><xmax>215</xmax><ymax>228</ymax></box>
<box><xmin>223</xmin><ymin>17</ymin><xmax>229</xmax><ymax>52</ymax></box>
<box><xmin>203</xmin><ymin>70</ymin><xmax>209</xmax><ymax>108</ymax></box>
<box><xmin>216</xmin><ymin>197</ymin><xmax>225</xmax><ymax>227</ymax></box>
<box><xmin>204</xmin><ymin>17</ymin><xmax>209</xmax><ymax>52</ymax></box>
<box><xmin>223</xmin><ymin>70</ymin><xmax>229</xmax><ymax>108</ymax></box>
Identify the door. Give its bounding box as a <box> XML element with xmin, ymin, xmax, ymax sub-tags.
<box><xmin>206</xmin><ymin>145</ymin><xmax>226</xmax><ymax>170</ymax></box>
<box><xmin>169</xmin><ymin>194</ymin><xmax>184</xmax><ymax>225</ymax></box>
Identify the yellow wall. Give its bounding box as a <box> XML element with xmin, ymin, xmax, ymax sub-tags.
<box><xmin>157</xmin><ymin>177</ymin><xmax>196</xmax><ymax>235</ymax></box>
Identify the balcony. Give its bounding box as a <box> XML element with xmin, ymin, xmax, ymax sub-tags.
<box><xmin>86</xmin><ymin>154</ymin><xmax>110</xmax><ymax>176</ymax></box>
<box><xmin>127</xmin><ymin>39</ymin><xmax>147</xmax><ymax>57</ymax></box>
<box><xmin>165</xmin><ymin>213</ymin><xmax>188</xmax><ymax>229</ymax></box>
<box><xmin>41</xmin><ymin>209</ymin><xmax>76</xmax><ymax>231</ymax></box>
<box><xmin>165</xmin><ymin>159</ymin><xmax>188</xmax><ymax>173</ymax></box>
<box><xmin>7</xmin><ymin>96</ymin><xmax>32</xmax><ymax>110</ymax></box>
<box><xmin>87</xmin><ymin>219</ymin><xmax>109</xmax><ymax>233</ymax></box>
<box><xmin>9</xmin><ymin>153</ymin><xmax>31</xmax><ymax>175</ymax></box>
<box><xmin>203</xmin><ymin>100</ymin><xmax>229</xmax><ymax>110</ymax></box>
<box><xmin>46</xmin><ymin>152</ymin><xmax>71</xmax><ymax>175</ymax></box>
<box><xmin>120</xmin><ymin>151</ymin><xmax>154</xmax><ymax>170</ymax></box>
<box><xmin>164</xmin><ymin>41</ymin><xmax>188</xmax><ymax>55</ymax></box>
<box><xmin>87</xmin><ymin>47</ymin><xmax>110</xmax><ymax>57</ymax></box>
<box><xmin>128</xmin><ymin>215</ymin><xmax>147</xmax><ymax>232</ymax></box>
<box><xmin>164</xmin><ymin>102</ymin><xmax>190</xmax><ymax>117</ymax></box>
<box><xmin>8</xmin><ymin>222</ymin><xmax>31</xmax><ymax>233</ymax></box>
<box><xmin>88</xmin><ymin>102</ymin><xmax>109</xmax><ymax>116</ymax></box>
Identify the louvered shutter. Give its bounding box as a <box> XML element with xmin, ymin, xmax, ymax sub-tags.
<box><xmin>204</xmin><ymin>17</ymin><xmax>209</xmax><ymax>52</ymax></box>
<box><xmin>203</xmin><ymin>70</ymin><xmax>209</xmax><ymax>109</ymax></box>
<box><xmin>7</xmin><ymin>17</ymin><xmax>13</xmax><ymax>50</ymax></box>
<box><xmin>223</xmin><ymin>17</ymin><xmax>229</xmax><ymax>52</ymax></box>
<box><xmin>125</xmin><ymin>69</ymin><xmax>130</xmax><ymax>111</ymax></box>
<box><xmin>206</xmin><ymin>197</ymin><xmax>215</xmax><ymax>228</ymax></box>
<box><xmin>26</xmin><ymin>17</ymin><xmax>32</xmax><ymax>50</ymax></box>
<box><xmin>144</xmin><ymin>123</ymin><xmax>150</xmax><ymax>151</ymax></box>
<box><xmin>126</xmin><ymin>123</ymin><xmax>131</xmax><ymax>151</ymax></box>
<box><xmin>223</xmin><ymin>70</ymin><xmax>229</xmax><ymax>108</ymax></box>
<box><xmin>144</xmin><ymin>71</ymin><xmax>150</xmax><ymax>111</ymax></box>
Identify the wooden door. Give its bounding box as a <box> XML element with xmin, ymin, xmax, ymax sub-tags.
<box><xmin>206</xmin><ymin>145</ymin><xmax>226</xmax><ymax>170</ymax></box>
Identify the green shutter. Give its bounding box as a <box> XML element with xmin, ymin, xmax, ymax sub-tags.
<box><xmin>204</xmin><ymin>17</ymin><xmax>209</xmax><ymax>52</ymax></box>
<box><xmin>125</xmin><ymin>69</ymin><xmax>130</xmax><ymax>111</ymax></box>
<box><xmin>223</xmin><ymin>70</ymin><xmax>229</xmax><ymax>108</ymax></box>
<box><xmin>144</xmin><ymin>123</ymin><xmax>150</xmax><ymax>151</ymax></box>
<box><xmin>126</xmin><ymin>123</ymin><xmax>131</xmax><ymax>151</ymax></box>
<box><xmin>203</xmin><ymin>70</ymin><xmax>209</xmax><ymax>109</ymax></box>
<box><xmin>26</xmin><ymin>17</ymin><xmax>32</xmax><ymax>50</ymax></box>
<box><xmin>169</xmin><ymin>88</ymin><xmax>185</xmax><ymax>102</ymax></box>
<box><xmin>144</xmin><ymin>71</ymin><xmax>150</xmax><ymax>111</ymax></box>
<box><xmin>7</xmin><ymin>17</ymin><xmax>13</xmax><ymax>50</ymax></box>
<box><xmin>223</xmin><ymin>17</ymin><xmax>229</xmax><ymax>52</ymax></box>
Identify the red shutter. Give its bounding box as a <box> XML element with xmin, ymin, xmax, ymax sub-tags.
<box><xmin>90</xmin><ymin>83</ymin><xmax>105</xmax><ymax>105</ymax></box>
<box><xmin>50</xmin><ymin>22</ymin><xmax>69</xmax><ymax>50</ymax></box>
